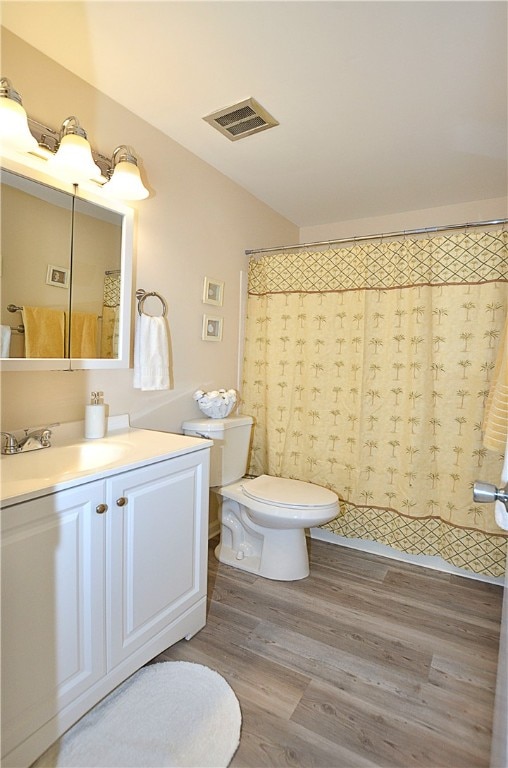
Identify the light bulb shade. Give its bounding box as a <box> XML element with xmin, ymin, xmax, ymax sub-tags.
<box><xmin>103</xmin><ymin>159</ymin><xmax>149</xmax><ymax>200</ymax></box>
<box><xmin>47</xmin><ymin>133</ymin><xmax>101</xmax><ymax>182</ymax></box>
<box><xmin>0</xmin><ymin>96</ymin><xmax>38</xmax><ymax>153</ymax></box>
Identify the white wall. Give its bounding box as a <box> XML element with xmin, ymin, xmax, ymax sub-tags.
<box><xmin>0</xmin><ymin>29</ymin><xmax>298</xmax><ymax>434</ymax></box>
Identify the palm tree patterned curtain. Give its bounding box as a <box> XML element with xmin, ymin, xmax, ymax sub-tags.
<box><xmin>242</xmin><ymin>229</ymin><xmax>508</xmax><ymax>577</ymax></box>
<box><xmin>100</xmin><ymin>272</ymin><xmax>120</xmax><ymax>358</ymax></box>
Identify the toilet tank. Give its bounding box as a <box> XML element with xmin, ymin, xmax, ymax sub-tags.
<box><xmin>182</xmin><ymin>415</ymin><xmax>254</xmax><ymax>486</ymax></box>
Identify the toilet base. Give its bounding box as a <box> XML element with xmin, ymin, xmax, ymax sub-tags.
<box><xmin>214</xmin><ymin>497</ymin><xmax>310</xmax><ymax>581</ymax></box>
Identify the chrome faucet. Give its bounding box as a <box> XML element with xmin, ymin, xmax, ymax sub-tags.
<box><xmin>1</xmin><ymin>424</ymin><xmax>58</xmax><ymax>455</ymax></box>
<box><xmin>0</xmin><ymin>431</ymin><xmax>19</xmax><ymax>454</ymax></box>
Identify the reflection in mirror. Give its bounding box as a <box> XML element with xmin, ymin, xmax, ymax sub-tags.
<box><xmin>1</xmin><ymin>171</ymin><xmax>73</xmax><ymax>358</ymax></box>
<box><xmin>71</xmin><ymin>199</ymin><xmax>122</xmax><ymax>359</ymax></box>
<box><xmin>0</xmin><ymin>166</ymin><xmax>132</xmax><ymax>370</ymax></box>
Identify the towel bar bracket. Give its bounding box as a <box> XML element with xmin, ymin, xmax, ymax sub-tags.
<box><xmin>136</xmin><ymin>289</ymin><xmax>167</xmax><ymax>317</ymax></box>
<box><xmin>4</xmin><ymin>306</ymin><xmax>24</xmax><ymax>335</ymax></box>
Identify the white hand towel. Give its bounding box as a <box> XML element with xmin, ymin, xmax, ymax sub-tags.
<box><xmin>133</xmin><ymin>314</ymin><xmax>170</xmax><ymax>391</ymax></box>
<box><xmin>1</xmin><ymin>325</ymin><xmax>11</xmax><ymax>357</ymax></box>
<box><xmin>495</xmin><ymin>436</ymin><xmax>508</xmax><ymax>531</ymax></box>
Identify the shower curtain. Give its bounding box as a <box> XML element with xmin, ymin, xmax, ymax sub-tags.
<box><xmin>242</xmin><ymin>229</ymin><xmax>508</xmax><ymax>577</ymax></box>
<box><xmin>100</xmin><ymin>272</ymin><xmax>120</xmax><ymax>358</ymax></box>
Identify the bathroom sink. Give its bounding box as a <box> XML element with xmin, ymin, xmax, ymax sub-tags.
<box><xmin>58</xmin><ymin>441</ymin><xmax>129</xmax><ymax>475</ymax></box>
<box><xmin>0</xmin><ymin>421</ymin><xmax>210</xmax><ymax>505</ymax></box>
<box><xmin>2</xmin><ymin>440</ymin><xmax>130</xmax><ymax>485</ymax></box>
<box><xmin>0</xmin><ymin>416</ymin><xmax>210</xmax><ymax>506</ymax></box>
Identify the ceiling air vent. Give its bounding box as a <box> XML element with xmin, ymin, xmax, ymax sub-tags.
<box><xmin>203</xmin><ymin>98</ymin><xmax>279</xmax><ymax>141</ymax></box>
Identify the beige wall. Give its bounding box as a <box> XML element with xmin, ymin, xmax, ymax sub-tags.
<box><xmin>300</xmin><ymin>197</ymin><xmax>508</xmax><ymax>244</ymax></box>
<box><xmin>0</xmin><ymin>29</ymin><xmax>298</xmax><ymax>433</ymax></box>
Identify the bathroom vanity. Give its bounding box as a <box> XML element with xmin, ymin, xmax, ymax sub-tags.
<box><xmin>0</xmin><ymin>418</ymin><xmax>210</xmax><ymax>768</ymax></box>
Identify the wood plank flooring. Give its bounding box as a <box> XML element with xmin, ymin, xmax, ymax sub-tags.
<box><xmin>152</xmin><ymin>537</ymin><xmax>503</xmax><ymax>767</ymax></box>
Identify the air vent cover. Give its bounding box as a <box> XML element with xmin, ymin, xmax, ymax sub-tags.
<box><xmin>203</xmin><ymin>98</ymin><xmax>279</xmax><ymax>141</ymax></box>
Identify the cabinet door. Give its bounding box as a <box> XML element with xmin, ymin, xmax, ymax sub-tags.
<box><xmin>1</xmin><ymin>482</ymin><xmax>106</xmax><ymax>760</ymax></box>
<box><xmin>107</xmin><ymin>451</ymin><xmax>209</xmax><ymax>668</ymax></box>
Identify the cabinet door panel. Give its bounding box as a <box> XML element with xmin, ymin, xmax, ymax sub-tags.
<box><xmin>1</xmin><ymin>483</ymin><xmax>106</xmax><ymax>758</ymax></box>
<box><xmin>107</xmin><ymin>453</ymin><xmax>208</xmax><ymax>667</ymax></box>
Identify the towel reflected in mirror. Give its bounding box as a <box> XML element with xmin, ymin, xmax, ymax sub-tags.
<box><xmin>22</xmin><ymin>306</ymin><xmax>65</xmax><ymax>358</ymax></box>
<box><xmin>70</xmin><ymin>312</ymin><xmax>98</xmax><ymax>358</ymax></box>
<box><xmin>1</xmin><ymin>325</ymin><xmax>11</xmax><ymax>357</ymax></box>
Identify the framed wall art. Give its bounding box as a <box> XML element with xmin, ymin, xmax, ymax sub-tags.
<box><xmin>202</xmin><ymin>314</ymin><xmax>223</xmax><ymax>342</ymax></box>
<box><xmin>203</xmin><ymin>277</ymin><xmax>224</xmax><ymax>306</ymax></box>
<box><xmin>46</xmin><ymin>264</ymin><xmax>70</xmax><ymax>288</ymax></box>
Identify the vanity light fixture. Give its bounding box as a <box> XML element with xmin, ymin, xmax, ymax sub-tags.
<box><xmin>46</xmin><ymin>116</ymin><xmax>102</xmax><ymax>182</ymax></box>
<box><xmin>0</xmin><ymin>74</ymin><xmax>149</xmax><ymax>201</ymax></box>
<box><xmin>102</xmin><ymin>146</ymin><xmax>149</xmax><ymax>201</ymax></box>
<box><xmin>0</xmin><ymin>77</ymin><xmax>38</xmax><ymax>153</ymax></box>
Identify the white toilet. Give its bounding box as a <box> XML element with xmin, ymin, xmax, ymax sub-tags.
<box><xmin>182</xmin><ymin>415</ymin><xmax>339</xmax><ymax>580</ymax></box>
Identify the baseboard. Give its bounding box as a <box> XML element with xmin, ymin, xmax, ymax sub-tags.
<box><xmin>310</xmin><ymin>527</ymin><xmax>504</xmax><ymax>586</ymax></box>
<box><xmin>208</xmin><ymin>520</ymin><xmax>220</xmax><ymax>540</ymax></box>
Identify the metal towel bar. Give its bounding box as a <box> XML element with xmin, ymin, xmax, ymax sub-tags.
<box><xmin>6</xmin><ymin>304</ymin><xmax>24</xmax><ymax>333</ymax></box>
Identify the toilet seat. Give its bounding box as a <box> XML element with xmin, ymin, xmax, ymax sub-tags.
<box><xmin>242</xmin><ymin>474</ymin><xmax>337</xmax><ymax>509</ymax></box>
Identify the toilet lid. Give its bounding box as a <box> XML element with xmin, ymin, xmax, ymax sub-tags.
<box><xmin>242</xmin><ymin>475</ymin><xmax>338</xmax><ymax>508</ymax></box>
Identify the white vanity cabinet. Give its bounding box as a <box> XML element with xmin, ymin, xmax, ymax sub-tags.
<box><xmin>1</xmin><ymin>481</ymin><xmax>107</xmax><ymax>765</ymax></box>
<box><xmin>107</xmin><ymin>454</ymin><xmax>209</xmax><ymax>669</ymax></box>
<box><xmin>1</xmin><ymin>440</ymin><xmax>209</xmax><ymax>768</ymax></box>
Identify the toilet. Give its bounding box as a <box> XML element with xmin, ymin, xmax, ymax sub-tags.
<box><xmin>182</xmin><ymin>415</ymin><xmax>339</xmax><ymax>580</ymax></box>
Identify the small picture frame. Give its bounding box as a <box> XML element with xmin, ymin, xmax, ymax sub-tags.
<box><xmin>203</xmin><ymin>277</ymin><xmax>224</xmax><ymax>306</ymax></box>
<box><xmin>202</xmin><ymin>314</ymin><xmax>223</xmax><ymax>342</ymax></box>
<box><xmin>46</xmin><ymin>264</ymin><xmax>69</xmax><ymax>288</ymax></box>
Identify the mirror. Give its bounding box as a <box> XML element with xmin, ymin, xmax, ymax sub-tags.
<box><xmin>0</xmin><ymin>161</ymin><xmax>133</xmax><ymax>371</ymax></box>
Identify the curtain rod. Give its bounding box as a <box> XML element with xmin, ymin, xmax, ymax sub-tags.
<box><xmin>245</xmin><ymin>217</ymin><xmax>508</xmax><ymax>256</ymax></box>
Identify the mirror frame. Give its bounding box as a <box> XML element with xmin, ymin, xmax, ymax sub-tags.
<box><xmin>1</xmin><ymin>154</ymin><xmax>133</xmax><ymax>372</ymax></box>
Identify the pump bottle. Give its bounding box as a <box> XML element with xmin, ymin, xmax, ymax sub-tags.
<box><xmin>85</xmin><ymin>391</ymin><xmax>107</xmax><ymax>439</ymax></box>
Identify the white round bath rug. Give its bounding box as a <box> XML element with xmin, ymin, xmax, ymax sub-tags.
<box><xmin>33</xmin><ymin>661</ymin><xmax>242</xmax><ymax>768</ymax></box>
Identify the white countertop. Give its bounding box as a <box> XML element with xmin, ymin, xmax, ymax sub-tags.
<box><xmin>0</xmin><ymin>415</ymin><xmax>211</xmax><ymax>506</ymax></box>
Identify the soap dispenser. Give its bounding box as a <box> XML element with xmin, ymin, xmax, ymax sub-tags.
<box><xmin>85</xmin><ymin>391</ymin><xmax>107</xmax><ymax>439</ymax></box>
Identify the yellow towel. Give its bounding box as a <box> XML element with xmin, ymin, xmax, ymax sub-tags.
<box><xmin>22</xmin><ymin>306</ymin><xmax>65</xmax><ymax>358</ymax></box>
<box><xmin>483</xmin><ymin>315</ymin><xmax>508</xmax><ymax>452</ymax></box>
<box><xmin>70</xmin><ymin>312</ymin><xmax>98</xmax><ymax>358</ymax></box>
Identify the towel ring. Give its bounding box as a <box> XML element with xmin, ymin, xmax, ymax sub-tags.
<box><xmin>136</xmin><ymin>289</ymin><xmax>167</xmax><ymax>317</ymax></box>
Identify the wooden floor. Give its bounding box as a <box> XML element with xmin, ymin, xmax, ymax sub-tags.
<box><xmin>153</xmin><ymin>537</ymin><xmax>503</xmax><ymax>768</ymax></box>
